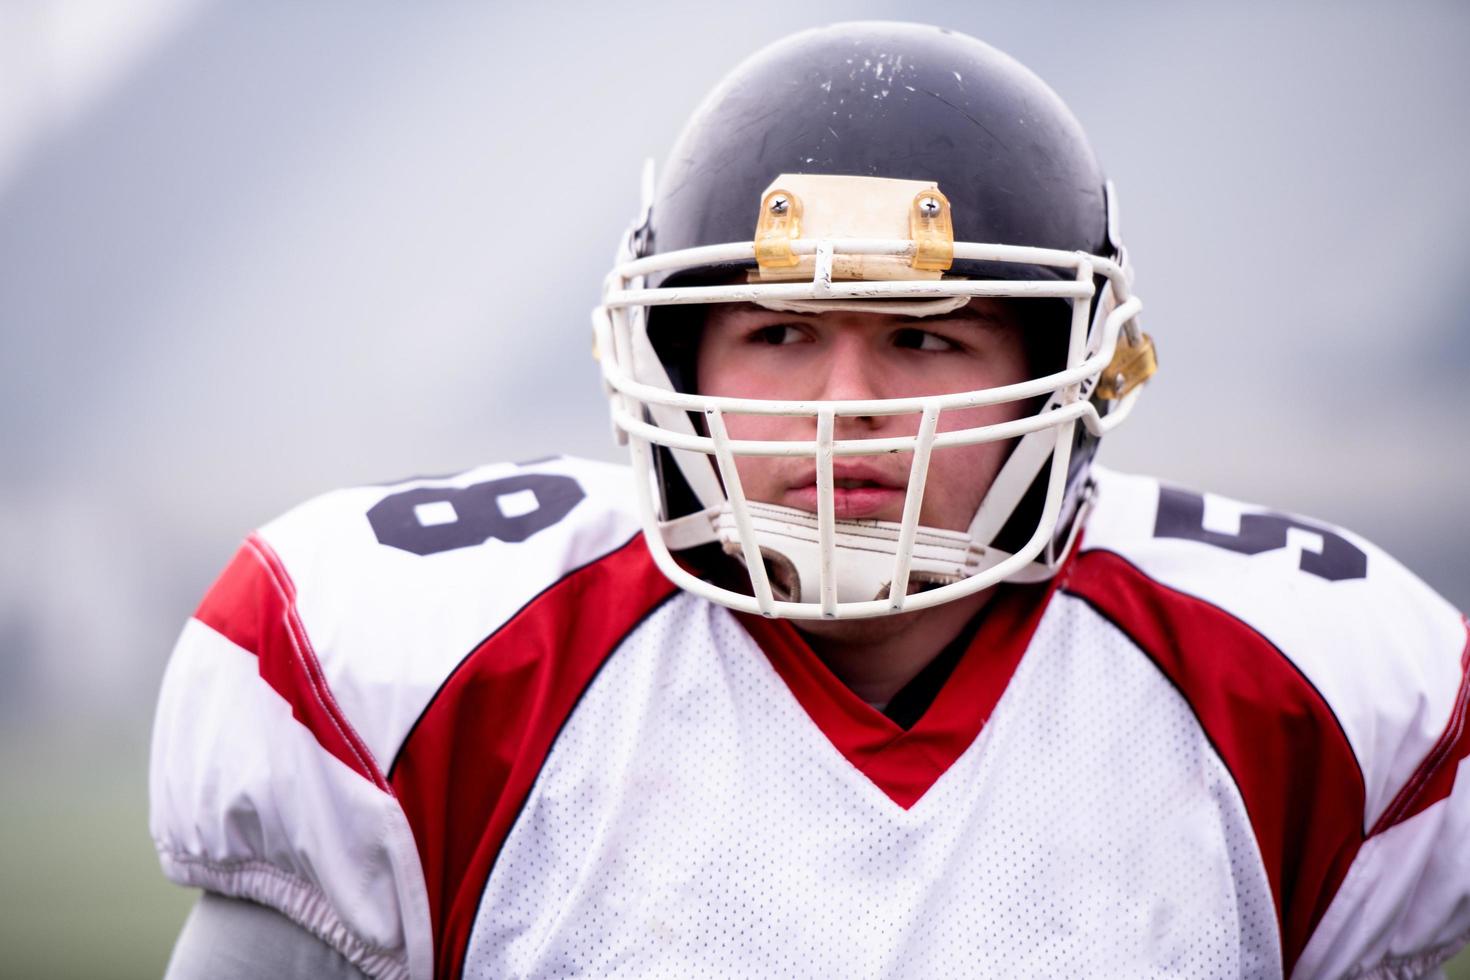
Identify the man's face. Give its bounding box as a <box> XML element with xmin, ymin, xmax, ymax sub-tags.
<box><xmin>695</xmin><ymin>300</ymin><xmax>1033</xmax><ymax>533</ymax></box>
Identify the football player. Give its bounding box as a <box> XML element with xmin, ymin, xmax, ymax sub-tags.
<box><xmin>153</xmin><ymin>22</ymin><xmax>1470</xmax><ymax>979</ymax></box>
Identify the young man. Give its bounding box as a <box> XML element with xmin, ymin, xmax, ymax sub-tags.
<box><xmin>153</xmin><ymin>22</ymin><xmax>1470</xmax><ymax>980</ymax></box>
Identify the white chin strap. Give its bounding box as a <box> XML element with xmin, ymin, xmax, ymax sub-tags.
<box><xmin>655</xmin><ymin>411</ymin><xmax>1076</xmax><ymax>609</ymax></box>
<box><xmin>712</xmin><ymin>501</ymin><xmax>978</xmax><ymax>604</ymax></box>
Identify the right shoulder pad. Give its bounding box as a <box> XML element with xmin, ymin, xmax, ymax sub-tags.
<box><xmin>257</xmin><ymin>456</ymin><xmax>642</xmax><ymax>765</ymax></box>
<box><xmin>151</xmin><ymin>457</ymin><xmax>643</xmax><ymax>979</ymax></box>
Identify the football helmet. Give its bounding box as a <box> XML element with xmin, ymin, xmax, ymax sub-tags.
<box><xmin>594</xmin><ymin>21</ymin><xmax>1153</xmax><ymax>620</ymax></box>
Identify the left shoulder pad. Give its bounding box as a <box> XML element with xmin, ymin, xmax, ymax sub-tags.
<box><xmin>1076</xmin><ymin>467</ymin><xmax>1467</xmax><ymax>830</ymax></box>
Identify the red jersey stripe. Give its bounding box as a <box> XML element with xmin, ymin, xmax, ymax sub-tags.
<box><xmin>737</xmin><ymin>573</ymin><xmax>1061</xmax><ymax>810</ymax></box>
<box><xmin>1064</xmin><ymin>548</ymin><xmax>1364</xmax><ymax>976</ymax></box>
<box><xmin>389</xmin><ymin>534</ymin><xmax>676</xmax><ymax>980</ymax></box>
<box><xmin>193</xmin><ymin>533</ymin><xmax>389</xmax><ymax>793</ymax></box>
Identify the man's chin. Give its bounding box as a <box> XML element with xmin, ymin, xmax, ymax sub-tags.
<box><xmin>793</xmin><ymin>611</ymin><xmax>920</xmax><ymax>647</ymax></box>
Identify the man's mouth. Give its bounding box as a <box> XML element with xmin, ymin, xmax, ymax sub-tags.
<box><xmin>785</xmin><ymin>467</ymin><xmax>909</xmax><ymax>520</ymax></box>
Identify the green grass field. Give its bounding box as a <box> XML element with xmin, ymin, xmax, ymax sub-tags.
<box><xmin>0</xmin><ymin>736</ymin><xmax>193</xmax><ymax>980</ymax></box>
<box><xmin>3</xmin><ymin>735</ymin><xmax>1466</xmax><ymax>979</ymax></box>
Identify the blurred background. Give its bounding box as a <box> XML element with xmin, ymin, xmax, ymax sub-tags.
<box><xmin>1</xmin><ymin>1</ymin><xmax>1465</xmax><ymax>976</ymax></box>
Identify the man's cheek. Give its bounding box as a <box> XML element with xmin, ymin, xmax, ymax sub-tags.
<box><xmin>921</xmin><ymin>448</ymin><xmax>1001</xmax><ymax>529</ymax></box>
<box><xmin>722</xmin><ymin>413</ymin><xmax>801</xmax><ymax>443</ymax></box>
<box><xmin>733</xmin><ymin>457</ymin><xmax>782</xmax><ymax>501</ymax></box>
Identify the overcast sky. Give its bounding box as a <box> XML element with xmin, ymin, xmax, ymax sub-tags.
<box><xmin>2</xmin><ymin>0</ymin><xmax>1467</xmax><ymax>731</ymax></box>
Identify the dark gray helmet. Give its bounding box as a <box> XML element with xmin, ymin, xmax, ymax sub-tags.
<box><xmin>595</xmin><ymin>22</ymin><xmax>1154</xmax><ymax>620</ymax></box>
<box><xmin>647</xmin><ymin>21</ymin><xmax>1111</xmax><ymax>284</ymax></box>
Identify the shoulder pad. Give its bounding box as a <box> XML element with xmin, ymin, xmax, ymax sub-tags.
<box><xmin>256</xmin><ymin>456</ymin><xmax>642</xmax><ymax>767</ymax></box>
<box><xmin>1078</xmin><ymin>466</ymin><xmax>1467</xmax><ymax>829</ymax></box>
<box><xmin>151</xmin><ymin>457</ymin><xmax>643</xmax><ymax>978</ymax></box>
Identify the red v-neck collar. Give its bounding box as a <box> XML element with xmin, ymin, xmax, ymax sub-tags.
<box><xmin>735</xmin><ymin>572</ymin><xmax>1063</xmax><ymax>809</ymax></box>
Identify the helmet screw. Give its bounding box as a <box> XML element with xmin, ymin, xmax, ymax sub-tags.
<box><xmin>769</xmin><ymin>194</ymin><xmax>790</xmax><ymax>215</ymax></box>
<box><xmin>918</xmin><ymin>195</ymin><xmax>941</xmax><ymax>216</ymax></box>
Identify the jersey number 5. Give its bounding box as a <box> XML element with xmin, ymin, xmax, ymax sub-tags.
<box><xmin>1152</xmin><ymin>486</ymin><xmax>1367</xmax><ymax>582</ymax></box>
<box><xmin>368</xmin><ymin>474</ymin><xmax>585</xmax><ymax>556</ymax></box>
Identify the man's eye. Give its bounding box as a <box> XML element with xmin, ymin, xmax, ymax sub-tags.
<box><xmin>893</xmin><ymin>328</ymin><xmax>956</xmax><ymax>352</ymax></box>
<box><xmin>753</xmin><ymin>324</ymin><xmax>803</xmax><ymax>345</ymax></box>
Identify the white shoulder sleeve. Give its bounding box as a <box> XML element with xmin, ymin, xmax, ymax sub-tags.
<box><xmin>1295</xmin><ymin>681</ymin><xmax>1470</xmax><ymax>979</ymax></box>
<box><xmin>149</xmin><ymin>542</ymin><xmax>430</xmax><ymax>980</ymax></box>
<box><xmin>1085</xmin><ymin>468</ymin><xmax>1470</xmax><ymax>978</ymax></box>
<box><xmin>149</xmin><ymin>458</ymin><xmax>642</xmax><ymax>980</ymax></box>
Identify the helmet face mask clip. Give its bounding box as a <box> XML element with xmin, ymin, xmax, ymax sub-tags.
<box><xmin>594</xmin><ymin>22</ymin><xmax>1154</xmax><ymax>621</ymax></box>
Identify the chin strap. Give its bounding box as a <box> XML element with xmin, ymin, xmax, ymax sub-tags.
<box><xmin>967</xmin><ymin>425</ymin><xmax>1056</xmax><ymax>545</ymax></box>
<box><xmin>658</xmin><ymin>457</ymin><xmax>1085</xmax><ymax>605</ymax></box>
<box><xmin>657</xmin><ymin>419</ymin><xmax>1087</xmax><ymax>606</ymax></box>
<box><xmin>965</xmin><ymin>479</ymin><xmax>1094</xmax><ymax>586</ymax></box>
<box><xmin>709</xmin><ymin>501</ymin><xmax>979</xmax><ymax>604</ymax></box>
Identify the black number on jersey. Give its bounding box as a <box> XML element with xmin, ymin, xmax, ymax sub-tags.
<box><xmin>1152</xmin><ymin>486</ymin><xmax>1367</xmax><ymax>582</ymax></box>
<box><xmin>368</xmin><ymin>474</ymin><xmax>585</xmax><ymax>556</ymax></box>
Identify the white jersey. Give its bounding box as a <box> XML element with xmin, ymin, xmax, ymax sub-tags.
<box><xmin>150</xmin><ymin>458</ymin><xmax>1470</xmax><ymax>980</ymax></box>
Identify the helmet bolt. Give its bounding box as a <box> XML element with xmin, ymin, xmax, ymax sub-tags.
<box><xmin>769</xmin><ymin>195</ymin><xmax>790</xmax><ymax>215</ymax></box>
<box><xmin>918</xmin><ymin>196</ymin><xmax>941</xmax><ymax>216</ymax></box>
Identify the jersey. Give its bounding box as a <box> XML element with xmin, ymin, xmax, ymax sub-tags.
<box><xmin>149</xmin><ymin>457</ymin><xmax>1470</xmax><ymax>979</ymax></box>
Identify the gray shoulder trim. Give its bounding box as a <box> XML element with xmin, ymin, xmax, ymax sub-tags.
<box><xmin>165</xmin><ymin>892</ymin><xmax>374</xmax><ymax>980</ymax></box>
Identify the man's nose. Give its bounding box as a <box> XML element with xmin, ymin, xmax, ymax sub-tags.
<box><xmin>816</xmin><ymin>333</ymin><xmax>885</xmax><ymax>430</ymax></box>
